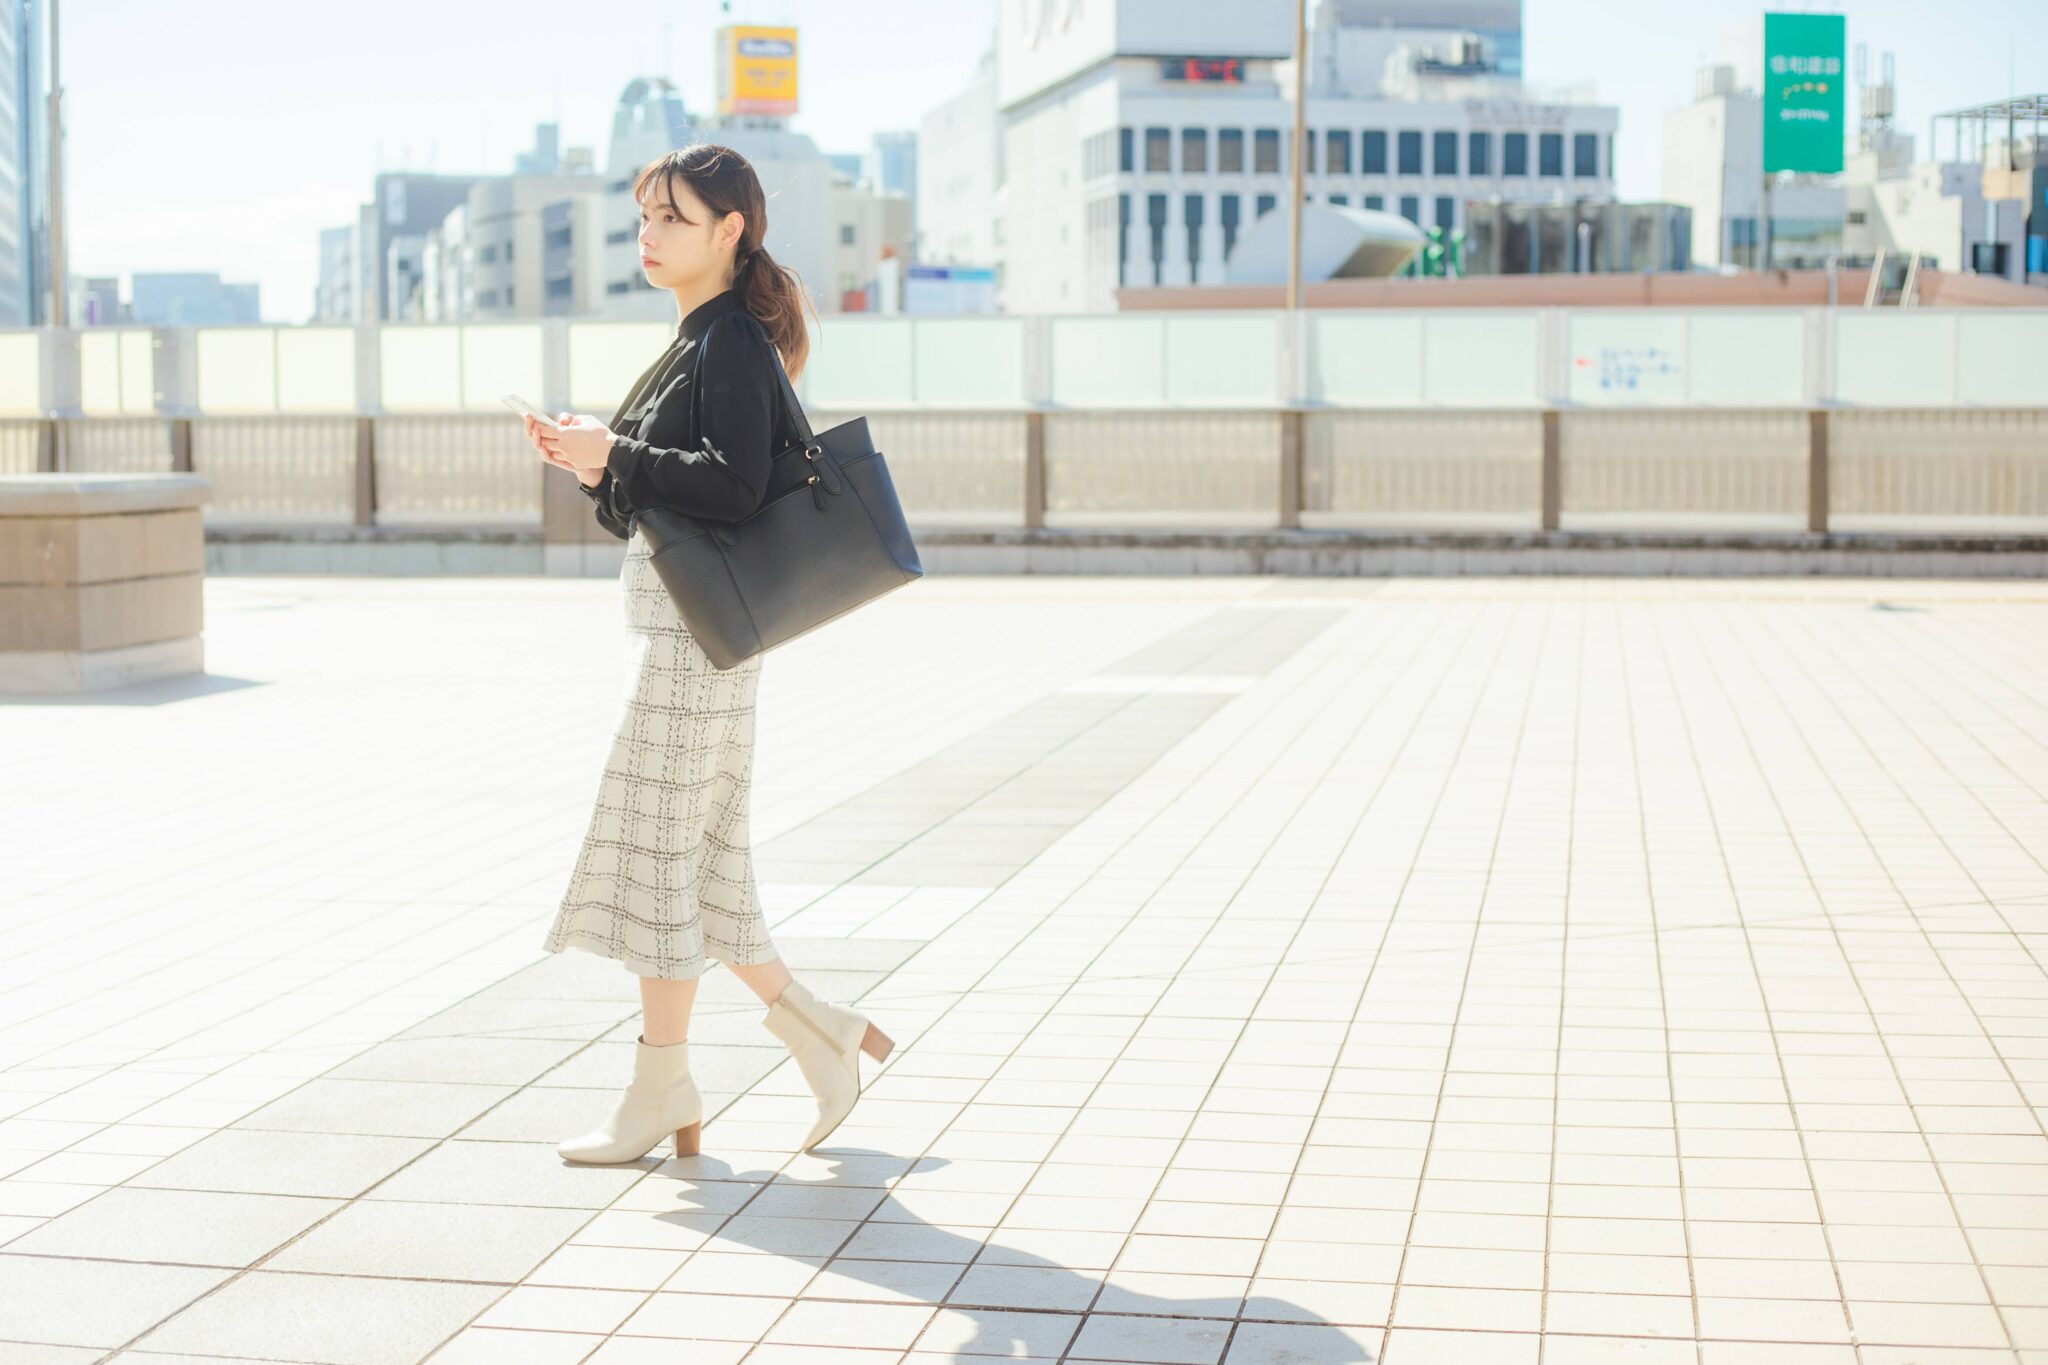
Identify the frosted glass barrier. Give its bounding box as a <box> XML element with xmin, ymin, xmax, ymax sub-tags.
<box><xmin>196</xmin><ymin>329</ymin><xmax>278</xmax><ymax>412</ymax></box>
<box><xmin>1165</xmin><ymin>314</ymin><xmax>1280</xmax><ymax>406</ymax></box>
<box><xmin>381</xmin><ymin>327</ymin><xmax>463</xmax><ymax>412</ymax></box>
<box><xmin>1689</xmin><ymin>311</ymin><xmax>1806</xmax><ymax>406</ymax></box>
<box><xmin>1308</xmin><ymin>314</ymin><xmax>1423</xmax><ymax>406</ymax></box>
<box><xmin>0</xmin><ymin>334</ymin><xmax>38</xmax><ymax>415</ymax></box>
<box><xmin>1835</xmin><ymin>313</ymin><xmax>1956</xmax><ymax>406</ymax></box>
<box><xmin>1956</xmin><ymin>313</ymin><xmax>2048</xmax><ymax>406</ymax></box>
<box><xmin>1567</xmin><ymin>313</ymin><xmax>1687</xmax><ymax>406</ymax></box>
<box><xmin>568</xmin><ymin>322</ymin><xmax>670</xmax><ymax>413</ymax></box>
<box><xmin>1423</xmin><ymin>314</ymin><xmax>1539</xmax><ymax>406</ymax></box>
<box><xmin>1051</xmin><ymin>317</ymin><xmax>1163</xmax><ymax>407</ymax></box>
<box><xmin>277</xmin><ymin>328</ymin><xmax>358</xmax><ymax>411</ymax></box>
<box><xmin>804</xmin><ymin>318</ymin><xmax>914</xmax><ymax>407</ymax></box>
<box><xmin>462</xmin><ymin>324</ymin><xmax>543</xmax><ymax>413</ymax></box>
<box><xmin>81</xmin><ymin>330</ymin><xmax>155</xmax><ymax>414</ymax></box>
<box><xmin>910</xmin><ymin>318</ymin><xmax>1026</xmax><ymax>407</ymax></box>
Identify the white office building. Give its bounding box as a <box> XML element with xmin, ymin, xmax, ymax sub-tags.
<box><xmin>917</xmin><ymin>49</ymin><xmax>1000</xmax><ymax>270</ymax></box>
<box><xmin>969</xmin><ymin>0</ymin><xmax>1616</xmax><ymax>311</ymax></box>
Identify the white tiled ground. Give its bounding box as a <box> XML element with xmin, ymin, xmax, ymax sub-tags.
<box><xmin>2</xmin><ymin>573</ymin><xmax>2046</xmax><ymax>1365</ymax></box>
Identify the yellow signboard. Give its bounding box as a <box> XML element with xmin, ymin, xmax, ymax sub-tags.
<box><xmin>717</xmin><ymin>25</ymin><xmax>799</xmax><ymax>116</ymax></box>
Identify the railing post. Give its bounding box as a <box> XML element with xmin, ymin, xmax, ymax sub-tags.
<box><xmin>169</xmin><ymin>418</ymin><xmax>193</xmax><ymax>473</ymax></box>
<box><xmin>1540</xmin><ymin>408</ymin><xmax>1562</xmax><ymax>532</ymax></box>
<box><xmin>1023</xmin><ymin>409</ymin><xmax>1046</xmax><ymax>531</ymax></box>
<box><xmin>35</xmin><ymin>420</ymin><xmax>58</xmax><ymax>473</ymax></box>
<box><xmin>354</xmin><ymin>417</ymin><xmax>376</xmax><ymax>528</ymax></box>
<box><xmin>1808</xmin><ymin>408</ymin><xmax>1829</xmax><ymax>534</ymax></box>
<box><xmin>1278</xmin><ymin>408</ymin><xmax>1303</xmax><ymax>530</ymax></box>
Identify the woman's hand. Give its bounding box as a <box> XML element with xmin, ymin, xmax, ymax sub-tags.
<box><xmin>534</xmin><ymin>413</ymin><xmax>617</xmax><ymax>478</ymax></box>
<box><xmin>523</xmin><ymin>413</ymin><xmax>587</xmax><ymax>481</ymax></box>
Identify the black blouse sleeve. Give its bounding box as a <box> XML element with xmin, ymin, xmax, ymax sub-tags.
<box><xmin>600</xmin><ymin>313</ymin><xmax>780</xmax><ymax>526</ymax></box>
<box><xmin>577</xmin><ymin>469</ymin><xmax>633</xmax><ymax>540</ymax></box>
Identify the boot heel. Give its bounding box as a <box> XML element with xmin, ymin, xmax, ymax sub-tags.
<box><xmin>674</xmin><ymin>1121</ymin><xmax>701</xmax><ymax>1158</ymax></box>
<box><xmin>860</xmin><ymin>1022</ymin><xmax>894</xmax><ymax>1062</ymax></box>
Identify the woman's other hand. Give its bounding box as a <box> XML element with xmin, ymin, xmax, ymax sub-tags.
<box><xmin>539</xmin><ymin>413</ymin><xmax>617</xmax><ymax>477</ymax></box>
<box><xmin>526</xmin><ymin>412</ymin><xmax>609</xmax><ymax>488</ymax></box>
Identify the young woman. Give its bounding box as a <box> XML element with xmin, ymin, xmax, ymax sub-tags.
<box><xmin>521</xmin><ymin>144</ymin><xmax>892</xmax><ymax>1164</ymax></box>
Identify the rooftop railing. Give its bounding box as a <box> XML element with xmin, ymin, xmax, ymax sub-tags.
<box><xmin>3</xmin><ymin>308</ymin><xmax>2045</xmax><ymax>537</ymax></box>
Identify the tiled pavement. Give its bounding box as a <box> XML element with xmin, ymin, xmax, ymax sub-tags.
<box><xmin>3</xmin><ymin>572</ymin><xmax>2046</xmax><ymax>1365</ymax></box>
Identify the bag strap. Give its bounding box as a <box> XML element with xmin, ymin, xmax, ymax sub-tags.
<box><xmin>689</xmin><ymin>308</ymin><xmax>819</xmax><ymax>456</ymax></box>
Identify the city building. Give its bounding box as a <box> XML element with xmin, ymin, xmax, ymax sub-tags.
<box><xmin>2</xmin><ymin>0</ymin><xmax>52</xmax><ymax>325</ymax></box>
<box><xmin>414</xmin><ymin>168</ymin><xmax>602</xmax><ymax>321</ymax></box>
<box><xmin>1663</xmin><ymin>63</ymin><xmax>1843</xmax><ymax>269</ymax></box>
<box><xmin>130</xmin><ymin>271</ymin><xmax>261</xmax><ymax>325</ymax></box>
<box><xmin>916</xmin><ymin>48</ymin><xmax>999</xmax><ymax>272</ymax></box>
<box><xmin>830</xmin><ymin>171</ymin><xmax>911</xmax><ymax>310</ymax></box>
<box><xmin>1461</xmin><ymin>199</ymin><xmax>1692</xmax><ymax>274</ymax></box>
<box><xmin>941</xmin><ymin>0</ymin><xmax>1617</xmax><ymax>311</ymax></box>
<box><xmin>867</xmin><ymin>129</ymin><xmax>918</xmax><ymax>200</ymax></box>
<box><xmin>1665</xmin><ymin>57</ymin><xmax>2042</xmax><ymax>284</ymax></box>
<box><xmin>315</xmin><ymin>173</ymin><xmax>480</xmax><ymax>323</ymax></box>
<box><xmin>78</xmin><ymin>275</ymin><xmax>124</xmax><ymax>324</ymax></box>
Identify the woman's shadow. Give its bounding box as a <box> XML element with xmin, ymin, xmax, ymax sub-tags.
<box><xmin>619</xmin><ymin>1143</ymin><xmax>1376</xmax><ymax>1363</ymax></box>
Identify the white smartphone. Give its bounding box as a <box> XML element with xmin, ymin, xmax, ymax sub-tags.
<box><xmin>501</xmin><ymin>393</ymin><xmax>561</xmax><ymax>430</ymax></box>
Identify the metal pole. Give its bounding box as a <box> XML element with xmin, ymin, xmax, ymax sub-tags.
<box><xmin>1285</xmin><ymin>0</ymin><xmax>1307</xmax><ymax>311</ymax></box>
<box><xmin>46</xmin><ymin>0</ymin><xmax>66</xmax><ymax>328</ymax></box>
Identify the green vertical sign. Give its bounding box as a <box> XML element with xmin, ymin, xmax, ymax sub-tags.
<box><xmin>1763</xmin><ymin>12</ymin><xmax>1846</xmax><ymax>173</ymax></box>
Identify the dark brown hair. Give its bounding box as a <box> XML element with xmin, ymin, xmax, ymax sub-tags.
<box><xmin>632</xmin><ymin>144</ymin><xmax>816</xmax><ymax>378</ymax></box>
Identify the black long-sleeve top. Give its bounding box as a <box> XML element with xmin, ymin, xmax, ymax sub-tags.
<box><xmin>578</xmin><ymin>288</ymin><xmax>785</xmax><ymax>539</ymax></box>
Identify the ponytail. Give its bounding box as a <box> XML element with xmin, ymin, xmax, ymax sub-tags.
<box><xmin>735</xmin><ymin>245</ymin><xmax>813</xmax><ymax>380</ymax></box>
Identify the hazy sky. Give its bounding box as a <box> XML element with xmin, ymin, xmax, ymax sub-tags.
<box><xmin>62</xmin><ymin>0</ymin><xmax>2046</xmax><ymax>322</ymax></box>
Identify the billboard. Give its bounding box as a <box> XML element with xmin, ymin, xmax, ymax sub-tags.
<box><xmin>1762</xmin><ymin>12</ymin><xmax>1845</xmax><ymax>174</ymax></box>
<box><xmin>717</xmin><ymin>25</ymin><xmax>798</xmax><ymax>117</ymax></box>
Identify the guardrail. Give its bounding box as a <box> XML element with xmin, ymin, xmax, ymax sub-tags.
<box><xmin>2</xmin><ymin>309</ymin><xmax>2045</xmax><ymax>538</ymax></box>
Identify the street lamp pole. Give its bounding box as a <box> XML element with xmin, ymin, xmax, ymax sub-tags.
<box><xmin>1285</xmin><ymin>0</ymin><xmax>1306</xmax><ymax>311</ymax></box>
<box><xmin>46</xmin><ymin>0</ymin><xmax>66</xmax><ymax>328</ymax></box>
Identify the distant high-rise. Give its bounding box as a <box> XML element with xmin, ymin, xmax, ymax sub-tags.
<box><xmin>2</xmin><ymin>0</ymin><xmax>53</xmax><ymax>325</ymax></box>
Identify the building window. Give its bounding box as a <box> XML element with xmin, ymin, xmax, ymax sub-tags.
<box><xmin>506</xmin><ymin>241</ymin><xmax>515</xmax><ymax>261</ymax></box>
<box><xmin>1573</xmin><ymin>132</ymin><xmax>1598</xmax><ymax>178</ymax></box>
<box><xmin>1468</xmin><ymin>131</ymin><xmax>1492</xmax><ymax>176</ymax></box>
<box><xmin>478</xmin><ymin>289</ymin><xmax>498</xmax><ymax>308</ymax></box>
<box><xmin>479</xmin><ymin>244</ymin><xmax>497</xmax><ymax>263</ymax></box>
<box><xmin>1326</xmin><ymin>129</ymin><xmax>1351</xmax><ymax>174</ymax></box>
<box><xmin>1147</xmin><ymin>193</ymin><xmax>1167</xmax><ymax>284</ymax></box>
<box><xmin>1119</xmin><ymin>127</ymin><xmax>1133</xmax><ymax>173</ymax></box>
<box><xmin>1118</xmin><ymin>193</ymin><xmax>1130</xmax><ymax>285</ymax></box>
<box><xmin>1539</xmin><ymin>132</ymin><xmax>1563</xmax><ymax>177</ymax></box>
<box><xmin>1434</xmin><ymin>196</ymin><xmax>1455</xmax><ymax>228</ymax></box>
<box><xmin>506</xmin><ymin>285</ymin><xmax>515</xmax><ymax>306</ymax></box>
<box><xmin>1397</xmin><ymin>130</ymin><xmax>1422</xmax><ymax>175</ymax></box>
<box><xmin>1364</xmin><ymin>194</ymin><xmax>1384</xmax><ymax>210</ymax></box>
<box><xmin>1305</xmin><ymin>130</ymin><xmax>1317</xmax><ymax>173</ymax></box>
<box><xmin>1255</xmin><ymin>193</ymin><xmax>1277</xmax><ymax>217</ymax></box>
<box><xmin>1254</xmin><ymin>129</ymin><xmax>1280</xmax><ymax>173</ymax></box>
<box><xmin>1328</xmin><ymin>193</ymin><xmax>1349</xmax><ymax>205</ymax></box>
<box><xmin>1398</xmin><ymin>195</ymin><xmax>1419</xmax><ymax>224</ymax></box>
<box><xmin>605</xmin><ymin>227</ymin><xmax>634</xmax><ymax>245</ymax></box>
<box><xmin>1218</xmin><ymin>129</ymin><xmax>1244</xmax><ymax>173</ymax></box>
<box><xmin>1146</xmin><ymin>127</ymin><xmax>1171</xmax><ymax>173</ymax></box>
<box><xmin>839</xmin><ymin>224</ymin><xmax>856</xmax><ymax>245</ymax></box>
<box><xmin>1432</xmin><ymin>130</ymin><xmax>1458</xmax><ymax>176</ymax></box>
<box><xmin>1182</xmin><ymin>128</ymin><xmax>1208</xmax><ymax>173</ymax></box>
<box><xmin>1184</xmin><ymin>194</ymin><xmax>1203</xmax><ymax>272</ymax></box>
<box><xmin>1362</xmin><ymin>130</ymin><xmax>1387</xmax><ymax>175</ymax></box>
<box><xmin>1504</xmin><ymin>132</ymin><xmax>1528</xmax><ymax>175</ymax></box>
<box><xmin>1220</xmin><ymin>194</ymin><xmax>1241</xmax><ymax>258</ymax></box>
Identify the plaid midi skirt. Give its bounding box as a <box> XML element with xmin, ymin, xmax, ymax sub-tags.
<box><xmin>542</xmin><ymin>524</ymin><xmax>778</xmax><ymax>979</ymax></box>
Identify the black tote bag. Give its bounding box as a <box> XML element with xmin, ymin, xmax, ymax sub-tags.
<box><xmin>626</xmin><ymin>311</ymin><xmax>923</xmax><ymax>670</ymax></box>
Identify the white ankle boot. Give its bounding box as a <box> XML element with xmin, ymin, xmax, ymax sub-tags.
<box><xmin>761</xmin><ymin>979</ymin><xmax>894</xmax><ymax>1150</ymax></box>
<box><xmin>556</xmin><ymin>1033</ymin><xmax>703</xmax><ymax>1163</ymax></box>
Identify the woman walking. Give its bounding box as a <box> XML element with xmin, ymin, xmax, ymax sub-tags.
<box><xmin>521</xmin><ymin>144</ymin><xmax>892</xmax><ymax>1165</ymax></box>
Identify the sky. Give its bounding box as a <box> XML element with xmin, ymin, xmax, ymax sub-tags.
<box><xmin>60</xmin><ymin>0</ymin><xmax>2048</xmax><ymax>323</ymax></box>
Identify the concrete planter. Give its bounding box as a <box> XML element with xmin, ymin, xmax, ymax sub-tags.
<box><xmin>0</xmin><ymin>473</ymin><xmax>210</xmax><ymax>693</ymax></box>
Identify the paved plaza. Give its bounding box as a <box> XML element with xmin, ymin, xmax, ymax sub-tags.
<box><xmin>2</xmin><ymin>571</ymin><xmax>2046</xmax><ymax>1365</ymax></box>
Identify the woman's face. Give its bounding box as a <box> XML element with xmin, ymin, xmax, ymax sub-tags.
<box><xmin>637</xmin><ymin>177</ymin><xmax>741</xmax><ymax>292</ymax></box>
